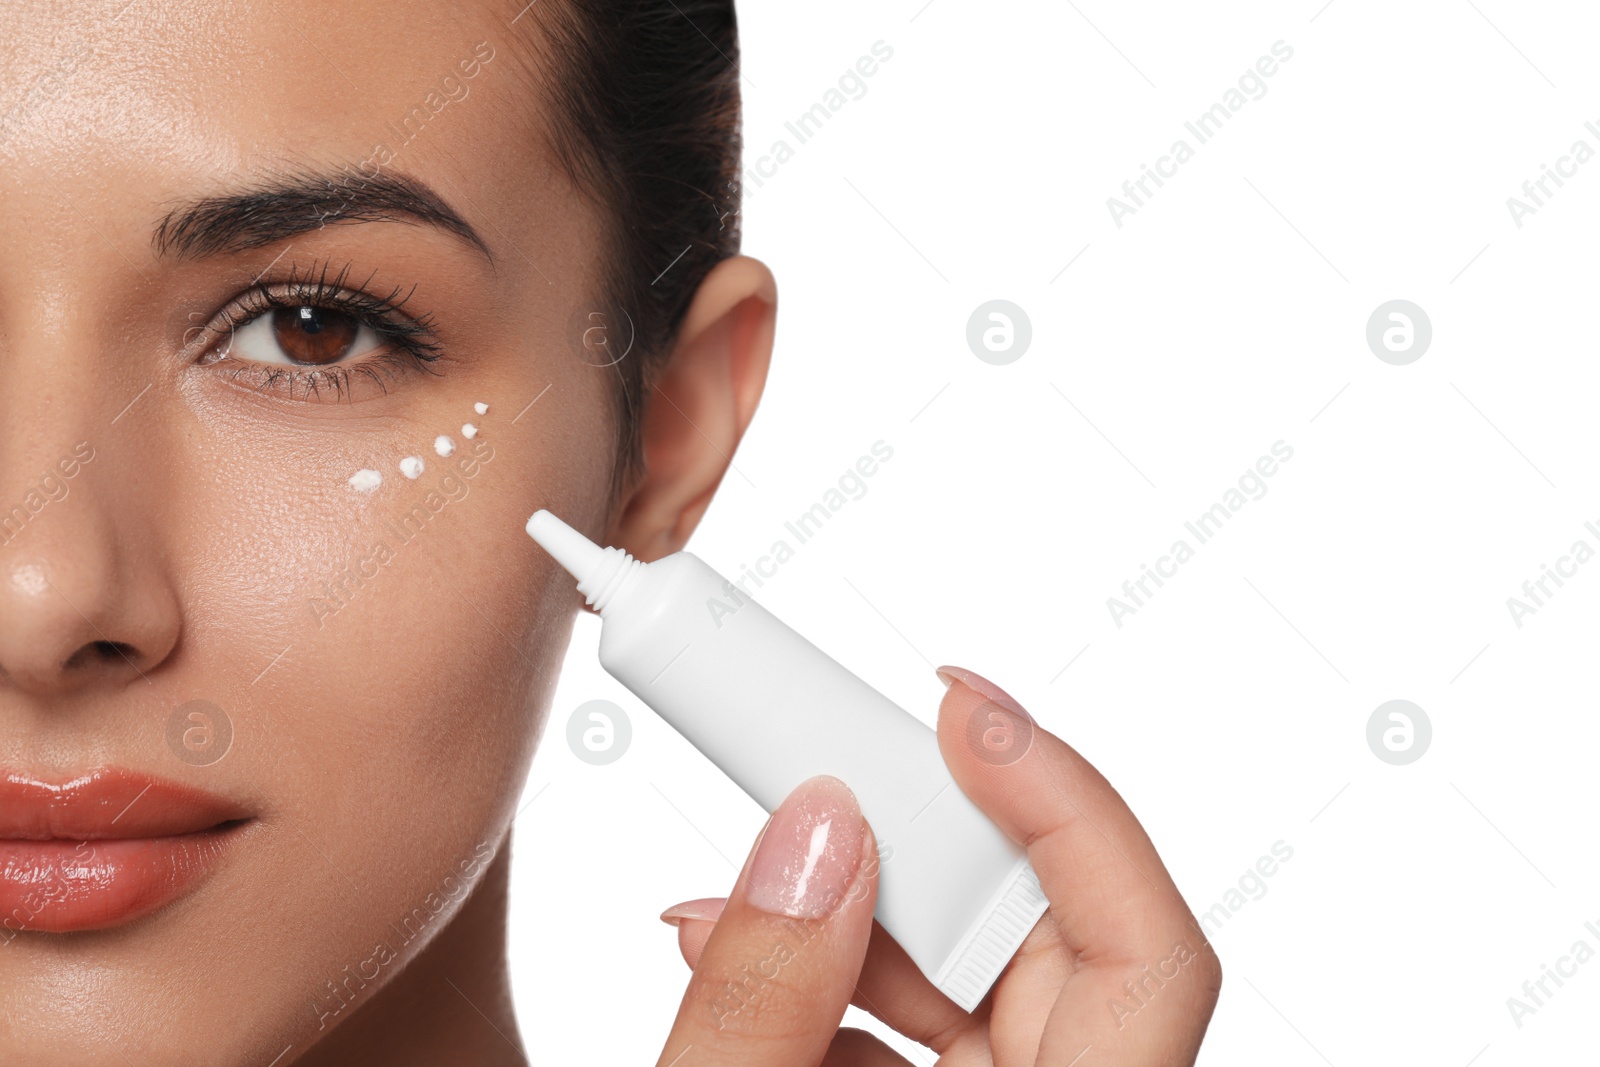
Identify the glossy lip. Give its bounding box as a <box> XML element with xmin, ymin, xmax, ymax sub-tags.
<box><xmin>0</xmin><ymin>768</ymin><xmax>252</xmax><ymax>934</ymax></box>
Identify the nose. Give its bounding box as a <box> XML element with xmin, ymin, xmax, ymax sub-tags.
<box><xmin>0</xmin><ymin>465</ymin><xmax>181</xmax><ymax>696</ymax></box>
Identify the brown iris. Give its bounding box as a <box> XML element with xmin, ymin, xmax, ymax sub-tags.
<box><xmin>272</xmin><ymin>305</ymin><xmax>360</xmax><ymax>365</ymax></box>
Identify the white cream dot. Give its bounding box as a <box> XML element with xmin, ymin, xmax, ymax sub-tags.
<box><xmin>400</xmin><ymin>456</ymin><xmax>425</xmax><ymax>480</ymax></box>
<box><xmin>11</xmin><ymin>564</ymin><xmax>47</xmax><ymax>596</ymax></box>
<box><xmin>434</xmin><ymin>435</ymin><xmax>456</xmax><ymax>457</ymax></box>
<box><xmin>349</xmin><ymin>469</ymin><xmax>382</xmax><ymax>493</ymax></box>
<box><xmin>462</xmin><ymin>423</ymin><xmax>479</xmax><ymax>440</ymax></box>
<box><xmin>474</xmin><ymin>401</ymin><xmax>489</xmax><ymax>415</ymax></box>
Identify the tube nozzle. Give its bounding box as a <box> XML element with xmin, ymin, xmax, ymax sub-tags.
<box><xmin>525</xmin><ymin>509</ymin><xmax>604</xmax><ymax>584</ymax></box>
<box><xmin>525</xmin><ymin>509</ymin><xmax>641</xmax><ymax>614</ymax></box>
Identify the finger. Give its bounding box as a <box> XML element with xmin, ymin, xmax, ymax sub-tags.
<box><xmin>655</xmin><ymin>774</ymin><xmax>880</xmax><ymax>1067</ymax></box>
<box><xmin>666</xmin><ymin>906</ymin><xmax>979</xmax><ymax>1056</ymax></box>
<box><xmin>936</xmin><ymin>665</ymin><xmax>1202</xmax><ymax>958</ymax></box>
<box><xmin>819</xmin><ymin>1027</ymin><xmax>915</xmax><ymax>1067</ymax></box>
<box><xmin>661</xmin><ymin>897</ymin><xmax>724</xmax><ymax>967</ymax></box>
<box><xmin>934</xmin><ymin>666</ymin><xmax>1220</xmax><ymax>1065</ymax></box>
<box><xmin>849</xmin><ymin>918</ymin><xmax>979</xmax><ymax>1053</ymax></box>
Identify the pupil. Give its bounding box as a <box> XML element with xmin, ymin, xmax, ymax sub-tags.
<box><xmin>272</xmin><ymin>306</ymin><xmax>359</xmax><ymax>365</ymax></box>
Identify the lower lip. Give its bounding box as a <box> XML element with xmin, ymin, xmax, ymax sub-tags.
<box><xmin>0</xmin><ymin>824</ymin><xmax>246</xmax><ymax>933</ymax></box>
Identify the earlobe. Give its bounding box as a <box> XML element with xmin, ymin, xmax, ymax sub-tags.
<box><xmin>605</xmin><ymin>254</ymin><xmax>777</xmax><ymax>561</ymax></box>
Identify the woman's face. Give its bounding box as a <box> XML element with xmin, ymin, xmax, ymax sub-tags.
<box><xmin>0</xmin><ymin>3</ymin><xmax>621</xmax><ymax>1060</ymax></box>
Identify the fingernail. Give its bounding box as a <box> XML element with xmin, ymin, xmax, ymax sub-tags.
<box><xmin>660</xmin><ymin>897</ymin><xmax>726</xmax><ymax>926</ymax></box>
<box><xmin>935</xmin><ymin>664</ymin><xmax>1032</xmax><ymax>720</ymax></box>
<box><xmin>745</xmin><ymin>774</ymin><xmax>864</xmax><ymax>919</ymax></box>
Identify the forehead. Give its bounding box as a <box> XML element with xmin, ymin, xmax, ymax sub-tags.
<box><xmin>0</xmin><ymin>2</ymin><xmax>549</xmax><ymax>228</ymax></box>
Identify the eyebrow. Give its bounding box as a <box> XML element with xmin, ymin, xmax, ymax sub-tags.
<box><xmin>151</xmin><ymin>168</ymin><xmax>494</xmax><ymax>266</ymax></box>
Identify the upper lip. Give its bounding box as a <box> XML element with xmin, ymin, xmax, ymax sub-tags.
<box><xmin>0</xmin><ymin>767</ymin><xmax>250</xmax><ymax>840</ymax></box>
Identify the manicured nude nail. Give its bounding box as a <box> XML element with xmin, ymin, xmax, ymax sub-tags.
<box><xmin>745</xmin><ymin>775</ymin><xmax>864</xmax><ymax>919</ymax></box>
<box><xmin>935</xmin><ymin>665</ymin><xmax>1031</xmax><ymax>720</ymax></box>
<box><xmin>660</xmin><ymin>897</ymin><xmax>727</xmax><ymax>926</ymax></box>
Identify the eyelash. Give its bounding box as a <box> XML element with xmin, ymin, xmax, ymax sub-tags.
<box><xmin>201</xmin><ymin>260</ymin><xmax>444</xmax><ymax>401</ymax></box>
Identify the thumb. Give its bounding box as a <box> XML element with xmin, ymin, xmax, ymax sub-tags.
<box><xmin>654</xmin><ymin>774</ymin><xmax>879</xmax><ymax>1067</ymax></box>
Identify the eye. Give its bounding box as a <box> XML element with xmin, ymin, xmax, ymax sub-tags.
<box><xmin>192</xmin><ymin>260</ymin><xmax>445</xmax><ymax>402</ymax></box>
<box><xmin>224</xmin><ymin>304</ymin><xmax>383</xmax><ymax>367</ymax></box>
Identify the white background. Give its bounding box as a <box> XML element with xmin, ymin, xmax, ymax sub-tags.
<box><xmin>510</xmin><ymin>2</ymin><xmax>1600</xmax><ymax>1062</ymax></box>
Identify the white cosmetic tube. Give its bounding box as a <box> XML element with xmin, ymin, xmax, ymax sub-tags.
<box><xmin>526</xmin><ymin>509</ymin><xmax>1048</xmax><ymax>1011</ymax></box>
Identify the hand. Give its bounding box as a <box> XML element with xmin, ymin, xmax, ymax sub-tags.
<box><xmin>653</xmin><ymin>665</ymin><xmax>1222</xmax><ymax>1066</ymax></box>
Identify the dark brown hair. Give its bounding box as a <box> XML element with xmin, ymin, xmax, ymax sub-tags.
<box><xmin>515</xmin><ymin>0</ymin><xmax>743</xmax><ymax>501</ymax></box>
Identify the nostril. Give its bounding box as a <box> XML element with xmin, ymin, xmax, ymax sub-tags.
<box><xmin>94</xmin><ymin>640</ymin><xmax>134</xmax><ymax>661</ymax></box>
<box><xmin>63</xmin><ymin>640</ymin><xmax>139</xmax><ymax>671</ymax></box>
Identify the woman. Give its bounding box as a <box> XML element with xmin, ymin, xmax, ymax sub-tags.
<box><xmin>0</xmin><ymin>1</ymin><xmax>1219</xmax><ymax>1062</ymax></box>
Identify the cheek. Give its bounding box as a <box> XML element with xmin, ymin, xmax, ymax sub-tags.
<box><xmin>173</xmin><ymin>417</ymin><xmax>588</xmax><ymax>795</ymax></box>
<box><xmin>157</xmin><ymin>323</ymin><xmax>615</xmax><ymax>836</ymax></box>
<box><xmin>133</xmin><ymin>384</ymin><xmax>609</xmax><ymax>1045</ymax></box>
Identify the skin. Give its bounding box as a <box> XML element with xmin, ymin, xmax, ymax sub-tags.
<box><xmin>0</xmin><ymin>1</ymin><xmax>1216</xmax><ymax>1063</ymax></box>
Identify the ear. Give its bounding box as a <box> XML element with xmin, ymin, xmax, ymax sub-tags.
<box><xmin>605</xmin><ymin>254</ymin><xmax>776</xmax><ymax>561</ymax></box>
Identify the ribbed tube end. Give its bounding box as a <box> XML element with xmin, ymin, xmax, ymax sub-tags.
<box><xmin>934</xmin><ymin>857</ymin><xmax>1050</xmax><ymax>1012</ymax></box>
